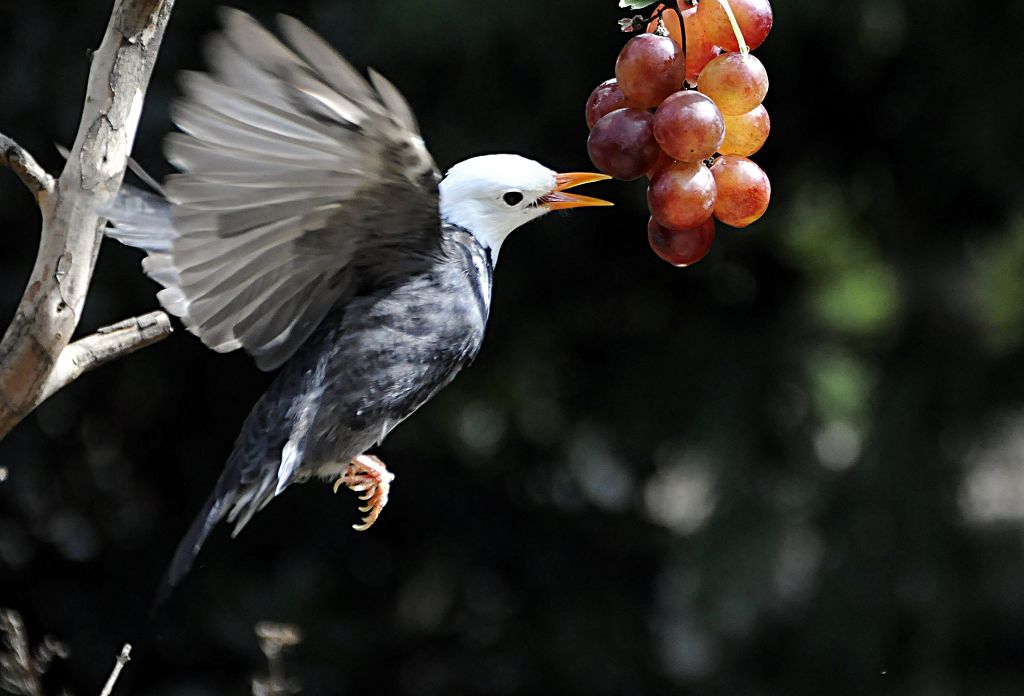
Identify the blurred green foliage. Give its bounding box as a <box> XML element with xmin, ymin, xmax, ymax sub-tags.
<box><xmin>974</xmin><ymin>217</ymin><xmax>1024</xmax><ymax>354</ymax></box>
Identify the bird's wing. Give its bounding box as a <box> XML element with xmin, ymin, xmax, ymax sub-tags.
<box><xmin>106</xmin><ymin>8</ymin><xmax>440</xmax><ymax>370</ymax></box>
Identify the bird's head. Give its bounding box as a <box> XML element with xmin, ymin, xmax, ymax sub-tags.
<box><xmin>439</xmin><ymin>154</ymin><xmax>611</xmax><ymax>259</ymax></box>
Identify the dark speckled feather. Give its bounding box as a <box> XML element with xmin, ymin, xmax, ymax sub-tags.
<box><xmin>164</xmin><ymin>224</ymin><xmax>491</xmax><ymax>587</ymax></box>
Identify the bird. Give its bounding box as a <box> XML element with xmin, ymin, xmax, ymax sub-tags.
<box><xmin>104</xmin><ymin>8</ymin><xmax>612</xmax><ymax>590</ymax></box>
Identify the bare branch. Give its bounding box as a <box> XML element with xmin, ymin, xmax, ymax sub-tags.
<box><xmin>39</xmin><ymin>311</ymin><xmax>172</xmax><ymax>402</ymax></box>
<box><xmin>98</xmin><ymin>643</ymin><xmax>132</xmax><ymax>696</ymax></box>
<box><xmin>253</xmin><ymin>622</ymin><xmax>303</xmax><ymax>696</ymax></box>
<box><xmin>0</xmin><ymin>609</ymin><xmax>40</xmax><ymax>696</ymax></box>
<box><xmin>0</xmin><ymin>609</ymin><xmax>69</xmax><ymax>696</ymax></box>
<box><xmin>0</xmin><ymin>0</ymin><xmax>176</xmax><ymax>440</ymax></box>
<box><xmin>0</xmin><ymin>134</ymin><xmax>54</xmax><ymax>205</ymax></box>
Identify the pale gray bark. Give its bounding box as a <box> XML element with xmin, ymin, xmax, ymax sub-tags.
<box><xmin>98</xmin><ymin>644</ymin><xmax>132</xmax><ymax>696</ymax></box>
<box><xmin>0</xmin><ymin>0</ymin><xmax>176</xmax><ymax>439</ymax></box>
<box><xmin>0</xmin><ymin>135</ymin><xmax>54</xmax><ymax>204</ymax></box>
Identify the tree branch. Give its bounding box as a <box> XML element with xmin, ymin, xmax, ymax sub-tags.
<box><xmin>39</xmin><ymin>311</ymin><xmax>172</xmax><ymax>403</ymax></box>
<box><xmin>0</xmin><ymin>0</ymin><xmax>175</xmax><ymax>440</ymax></box>
<box><xmin>98</xmin><ymin>643</ymin><xmax>132</xmax><ymax>696</ymax></box>
<box><xmin>0</xmin><ymin>134</ymin><xmax>54</xmax><ymax>205</ymax></box>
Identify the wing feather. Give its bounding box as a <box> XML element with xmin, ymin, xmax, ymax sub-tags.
<box><xmin>179</xmin><ymin>73</ymin><xmax>340</xmax><ymax>145</ymax></box>
<box><xmin>368</xmin><ymin>69</ymin><xmax>420</xmax><ymax>134</ymax></box>
<box><xmin>248</xmin><ymin>275</ymin><xmax>345</xmax><ymax>369</ymax></box>
<box><xmin>171</xmin><ymin>103</ymin><xmax>338</xmax><ymax>162</ymax></box>
<box><xmin>107</xmin><ymin>10</ymin><xmax>440</xmax><ymax>370</ymax></box>
<box><xmin>276</xmin><ymin>14</ymin><xmax>375</xmax><ymax>103</ymax></box>
<box><xmin>166</xmin><ymin>133</ymin><xmax>318</xmax><ymax>173</ymax></box>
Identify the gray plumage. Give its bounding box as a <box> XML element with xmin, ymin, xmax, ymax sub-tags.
<box><xmin>105</xmin><ymin>9</ymin><xmax>465</xmax><ymax>587</ymax></box>
<box><xmin>104</xmin><ymin>9</ymin><xmax>608</xmax><ymax>592</ymax></box>
<box><xmin>165</xmin><ymin>224</ymin><xmax>491</xmax><ymax>587</ymax></box>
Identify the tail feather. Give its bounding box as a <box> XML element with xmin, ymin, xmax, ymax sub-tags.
<box><xmin>156</xmin><ymin>489</ymin><xmax>235</xmax><ymax>604</ymax></box>
<box><xmin>103</xmin><ymin>185</ymin><xmax>206</xmax><ymax>351</ymax></box>
<box><xmin>126</xmin><ymin>156</ymin><xmax>168</xmax><ymax>196</ymax></box>
<box><xmin>157</xmin><ymin>445</ymin><xmax>283</xmax><ymax>603</ymax></box>
<box><xmin>102</xmin><ymin>184</ymin><xmax>177</xmax><ymax>254</ymax></box>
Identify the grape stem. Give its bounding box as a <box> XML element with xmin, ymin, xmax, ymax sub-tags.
<box><xmin>664</xmin><ymin>1</ymin><xmax>688</xmax><ymax>15</ymax></box>
<box><xmin>716</xmin><ymin>0</ymin><xmax>750</xmax><ymax>56</ymax></box>
<box><xmin>647</xmin><ymin>2</ymin><xmax>689</xmax><ymax>28</ymax></box>
<box><xmin>649</xmin><ymin>3</ymin><xmax>668</xmax><ymax>24</ymax></box>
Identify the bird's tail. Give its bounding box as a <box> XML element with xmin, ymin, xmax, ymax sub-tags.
<box><xmin>102</xmin><ymin>184</ymin><xmax>193</xmax><ymax>303</ymax></box>
<box><xmin>103</xmin><ymin>184</ymin><xmax>210</xmax><ymax>354</ymax></box>
<box><xmin>102</xmin><ymin>184</ymin><xmax>176</xmax><ymax>254</ymax></box>
<box><xmin>156</xmin><ymin>487</ymin><xmax>235</xmax><ymax>605</ymax></box>
<box><xmin>156</xmin><ymin>447</ymin><xmax>282</xmax><ymax>604</ymax></box>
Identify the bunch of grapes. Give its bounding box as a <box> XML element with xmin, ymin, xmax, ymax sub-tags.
<box><xmin>585</xmin><ymin>0</ymin><xmax>773</xmax><ymax>267</ymax></box>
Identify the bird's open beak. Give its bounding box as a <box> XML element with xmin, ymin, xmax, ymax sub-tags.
<box><xmin>541</xmin><ymin>172</ymin><xmax>614</xmax><ymax>210</ymax></box>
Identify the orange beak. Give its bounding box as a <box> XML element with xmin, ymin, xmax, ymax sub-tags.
<box><xmin>541</xmin><ymin>172</ymin><xmax>614</xmax><ymax>210</ymax></box>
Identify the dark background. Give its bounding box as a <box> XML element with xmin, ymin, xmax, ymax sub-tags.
<box><xmin>2</xmin><ymin>0</ymin><xmax>1024</xmax><ymax>694</ymax></box>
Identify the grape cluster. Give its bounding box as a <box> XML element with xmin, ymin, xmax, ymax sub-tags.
<box><xmin>586</xmin><ymin>0</ymin><xmax>773</xmax><ymax>267</ymax></box>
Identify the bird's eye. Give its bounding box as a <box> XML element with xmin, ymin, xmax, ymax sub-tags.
<box><xmin>502</xmin><ymin>191</ymin><xmax>524</xmax><ymax>206</ymax></box>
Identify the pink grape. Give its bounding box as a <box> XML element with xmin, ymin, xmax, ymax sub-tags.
<box><xmin>720</xmin><ymin>104</ymin><xmax>770</xmax><ymax>157</ymax></box>
<box><xmin>653</xmin><ymin>90</ymin><xmax>725</xmax><ymax>163</ymax></box>
<box><xmin>648</xmin><ymin>216</ymin><xmax>715</xmax><ymax>266</ymax></box>
<box><xmin>647</xmin><ymin>161</ymin><xmax>717</xmax><ymax>230</ymax></box>
<box><xmin>697</xmin><ymin>0</ymin><xmax>773</xmax><ymax>53</ymax></box>
<box><xmin>587</xmin><ymin>108</ymin><xmax>661</xmax><ymax>181</ymax></box>
<box><xmin>646</xmin><ymin>149</ymin><xmax>675</xmax><ymax>180</ymax></box>
<box><xmin>615</xmin><ymin>34</ymin><xmax>685</xmax><ymax>109</ymax></box>
<box><xmin>698</xmin><ymin>52</ymin><xmax>769</xmax><ymax>116</ymax></box>
<box><xmin>710</xmin><ymin>155</ymin><xmax>771</xmax><ymax>227</ymax></box>
<box><xmin>585</xmin><ymin>79</ymin><xmax>629</xmax><ymax>130</ymax></box>
<box><xmin>681</xmin><ymin>6</ymin><xmax>721</xmax><ymax>87</ymax></box>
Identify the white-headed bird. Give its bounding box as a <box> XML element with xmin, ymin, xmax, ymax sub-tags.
<box><xmin>105</xmin><ymin>9</ymin><xmax>611</xmax><ymax>589</ymax></box>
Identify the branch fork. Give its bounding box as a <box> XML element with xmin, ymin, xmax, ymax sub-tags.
<box><xmin>0</xmin><ymin>0</ymin><xmax>176</xmax><ymax>440</ymax></box>
<box><xmin>0</xmin><ymin>135</ymin><xmax>54</xmax><ymax>205</ymax></box>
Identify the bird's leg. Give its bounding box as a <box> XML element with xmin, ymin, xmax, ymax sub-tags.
<box><xmin>332</xmin><ymin>454</ymin><xmax>395</xmax><ymax>531</ymax></box>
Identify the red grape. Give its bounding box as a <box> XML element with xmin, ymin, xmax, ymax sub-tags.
<box><xmin>697</xmin><ymin>0</ymin><xmax>773</xmax><ymax>53</ymax></box>
<box><xmin>647</xmin><ymin>161</ymin><xmax>717</xmax><ymax>230</ymax></box>
<box><xmin>615</xmin><ymin>34</ymin><xmax>685</xmax><ymax>109</ymax></box>
<box><xmin>653</xmin><ymin>90</ymin><xmax>725</xmax><ymax>163</ymax></box>
<box><xmin>698</xmin><ymin>52</ymin><xmax>769</xmax><ymax>115</ymax></box>
<box><xmin>577</xmin><ymin>1</ymin><xmax>774</xmax><ymax>264</ymax></box>
<box><xmin>585</xmin><ymin>79</ymin><xmax>629</xmax><ymax>129</ymax></box>
<box><xmin>587</xmin><ymin>108</ymin><xmax>661</xmax><ymax>181</ymax></box>
<box><xmin>681</xmin><ymin>6</ymin><xmax>720</xmax><ymax>87</ymax></box>
<box><xmin>720</xmin><ymin>104</ymin><xmax>770</xmax><ymax>157</ymax></box>
<box><xmin>648</xmin><ymin>216</ymin><xmax>715</xmax><ymax>266</ymax></box>
<box><xmin>710</xmin><ymin>155</ymin><xmax>770</xmax><ymax>227</ymax></box>
<box><xmin>646</xmin><ymin>149</ymin><xmax>675</xmax><ymax>179</ymax></box>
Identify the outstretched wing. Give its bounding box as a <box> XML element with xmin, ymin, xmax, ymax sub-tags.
<box><xmin>106</xmin><ymin>9</ymin><xmax>440</xmax><ymax>370</ymax></box>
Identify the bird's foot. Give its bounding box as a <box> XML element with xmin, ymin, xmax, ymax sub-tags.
<box><xmin>332</xmin><ymin>454</ymin><xmax>395</xmax><ymax>531</ymax></box>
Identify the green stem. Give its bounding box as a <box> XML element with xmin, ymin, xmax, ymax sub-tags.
<box><xmin>717</xmin><ymin>0</ymin><xmax>749</xmax><ymax>56</ymax></box>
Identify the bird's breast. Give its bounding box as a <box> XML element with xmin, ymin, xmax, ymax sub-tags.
<box><xmin>281</xmin><ymin>235</ymin><xmax>492</xmax><ymax>466</ymax></box>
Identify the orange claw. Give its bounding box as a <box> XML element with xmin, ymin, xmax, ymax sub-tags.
<box><xmin>332</xmin><ymin>454</ymin><xmax>395</xmax><ymax>531</ymax></box>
